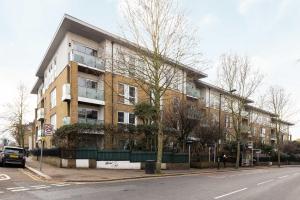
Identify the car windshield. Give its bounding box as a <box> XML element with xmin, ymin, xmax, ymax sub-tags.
<box><xmin>4</xmin><ymin>148</ymin><xmax>24</xmax><ymax>155</ymax></box>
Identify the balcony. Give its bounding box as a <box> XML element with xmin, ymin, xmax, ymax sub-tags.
<box><xmin>70</xmin><ymin>50</ymin><xmax>105</xmax><ymax>71</ymax></box>
<box><xmin>63</xmin><ymin>117</ymin><xmax>71</xmax><ymax>125</ymax></box>
<box><xmin>241</xmin><ymin>110</ymin><xmax>249</xmax><ymax>118</ymax></box>
<box><xmin>37</xmin><ymin>108</ymin><xmax>44</xmax><ymax>121</ymax></box>
<box><xmin>186</xmin><ymin>82</ymin><xmax>201</xmax><ymax>99</ymax></box>
<box><xmin>241</xmin><ymin>125</ymin><xmax>250</xmax><ymax>133</ymax></box>
<box><xmin>62</xmin><ymin>83</ymin><xmax>71</xmax><ymax>101</ymax></box>
<box><xmin>78</xmin><ymin>86</ymin><xmax>105</xmax><ymax>105</ymax></box>
<box><xmin>78</xmin><ymin>117</ymin><xmax>104</xmax><ymax>125</ymax></box>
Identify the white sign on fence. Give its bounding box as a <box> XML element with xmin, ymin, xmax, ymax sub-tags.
<box><xmin>44</xmin><ymin>124</ymin><xmax>53</xmax><ymax>136</ymax></box>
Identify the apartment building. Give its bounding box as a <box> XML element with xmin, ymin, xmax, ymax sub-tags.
<box><xmin>31</xmin><ymin>15</ymin><xmax>294</xmax><ymax>151</ymax></box>
<box><xmin>31</xmin><ymin>15</ymin><xmax>207</xmax><ymax>149</ymax></box>
<box><xmin>189</xmin><ymin>81</ymin><xmax>294</xmax><ymax>147</ymax></box>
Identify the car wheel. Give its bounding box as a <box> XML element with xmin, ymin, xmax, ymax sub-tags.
<box><xmin>21</xmin><ymin>163</ymin><xmax>25</xmax><ymax>168</ymax></box>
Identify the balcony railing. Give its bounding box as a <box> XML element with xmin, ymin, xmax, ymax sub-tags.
<box><xmin>186</xmin><ymin>82</ymin><xmax>201</xmax><ymax>98</ymax></box>
<box><xmin>78</xmin><ymin>86</ymin><xmax>104</xmax><ymax>101</ymax></box>
<box><xmin>71</xmin><ymin>50</ymin><xmax>105</xmax><ymax>71</ymax></box>
<box><xmin>78</xmin><ymin>118</ymin><xmax>104</xmax><ymax>125</ymax></box>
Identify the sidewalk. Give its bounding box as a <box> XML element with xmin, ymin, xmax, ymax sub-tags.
<box><xmin>25</xmin><ymin>157</ymin><xmax>277</xmax><ymax>182</ymax></box>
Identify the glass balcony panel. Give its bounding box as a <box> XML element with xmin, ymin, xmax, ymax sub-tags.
<box><xmin>72</xmin><ymin>50</ymin><xmax>105</xmax><ymax>71</ymax></box>
<box><xmin>78</xmin><ymin>86</ymin><xmax>104</xmax><ymax>101</ymax></box>
<box><xmin>186</xmin><ymin>82</ymin><xmax>201</xmax><ymax>98</ymax></box>
<box><xmin>78</xmin><ymin>117</ymin><xmax>104</xmax><ymax>125</ymax></box>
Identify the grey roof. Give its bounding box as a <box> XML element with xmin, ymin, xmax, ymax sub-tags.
<box><xmin>271</xmin><ymin>118</ymin><xmax>295</xmax><ymax>126</ymax></box>
<box><xmin>31</xmin><ymin>14</ymin><xmax>207</xmax><ymax>93</ymax></box>
<box><xmin>245</xmin><ymin>105</ymin><xmax>278</xmax><ymax>117</ymax></box>
<box><xmin>196</xmin><ymin>80</ymin><xmax>254</xmax><ymax>103</ymax></box>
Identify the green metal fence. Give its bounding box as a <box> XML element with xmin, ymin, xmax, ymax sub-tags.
<box><xmin>97</xmin><ymin>150</ymin><xmax>131</xmax><ymax>161</ymax></box>
<box><xmin>59</xmin><ymin>149</ymin><xmax>188</xmax><ymax>163</ymax></box>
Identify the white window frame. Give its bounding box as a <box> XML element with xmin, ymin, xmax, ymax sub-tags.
<box><xmin>118</xmin><ymin>83</ymin><xmax>137</xmax><ymax>105</ymax></box>
<box><xmin>50</xmin><ymin>114</ymin><xmax>57</xmax><ymax>130</ymax></box>
<box><xmin>50</xmin><ymin>88</ymin><xmax>56</xmax><ymax>108</ymax></box>
<box><xmin>117</xmin><ymin>111</ymin><xmax>136</xmax><ymax>125</ymax></box>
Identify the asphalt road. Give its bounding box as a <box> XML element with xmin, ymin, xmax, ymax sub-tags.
<box><xmin>1</xmin><ymin>165</ymin><xmax>300</xmax><ymax>200</ymax></box>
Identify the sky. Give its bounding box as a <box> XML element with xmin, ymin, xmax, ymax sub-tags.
<box><xmin>0</xmin><ymin>0</ymin><xmax>299</xmax><ymax>139</ymax></box>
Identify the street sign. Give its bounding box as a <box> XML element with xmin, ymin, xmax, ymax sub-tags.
<box><xmin>44</xmin><ymin>124</ymin><xmax>53</xmax><ymax>136</ymax></box>
<box><xmin>247</xmin><ymin>141</ymin><xmax>253</xmax><ymax>149</ymax></box>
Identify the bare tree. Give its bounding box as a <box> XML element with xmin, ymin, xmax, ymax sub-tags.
<box><xmin>4</xmin><ymin>83</ymin><xmax>29</xmax><ymax>147</ymax></box>
<box><xmin>118</xmin><ymin>0</ymin><xmax>203</xmax><ymax>172</ymax></box>
<box><xmin>266</xmin><ymin>86</ymin><xmax>294</xmax><ymax>167</ymax></box>
<box><xmin>163</xmin><ymin>98</ymin><xmax>204</xmax><ymax>152</ymax></box>
<box><xmin>218</xmin><ymin>53</ymin><xmax>263</xmax><ymax>168</ymax></box>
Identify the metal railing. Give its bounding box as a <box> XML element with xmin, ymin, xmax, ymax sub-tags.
<box><xmin>71</xmin><ymin>50</ymin><xmax>105</xmax><ymax>71</ymax></box>
<box><xmin>186</xmin><ymin>82</ymin><xmax>201</xmax><ymax>98</ymax></box>
<box><xmin>78</xmin><ymin>118</ymin><xmax>104</xmax><ymax>125</ymax></box>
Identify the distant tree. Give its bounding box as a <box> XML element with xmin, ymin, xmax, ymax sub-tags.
<box><xmin>4</xmin><ymin>83</ymin><xmax>29</xmax><ymax>148</ymax></box>
<box><xmin>266</xmin><ymin>86</ymin><xmax>294</xmax><ymax>167</ymax></box>
<box><xmin>218</xmin><ymin>53</ymin><xmax>263</xmax><ymax>168</ymax></box>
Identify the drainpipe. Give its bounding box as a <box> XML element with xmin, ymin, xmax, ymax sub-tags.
<box><xmin>111</xmin><ymin>41</ymin><xmax>114</xmax><ymax>125</ymax></box>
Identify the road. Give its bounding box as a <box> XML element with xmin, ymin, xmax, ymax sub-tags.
<box><xmin>1</xmin><ymin>166</ymin><xmax>300</xmax><ymax>200</ymax></box>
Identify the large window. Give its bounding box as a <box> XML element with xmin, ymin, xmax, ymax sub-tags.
<box><xmin>50</xmin><ymin>114</ymin><xmax>57</xmax><ymax>130</ymax></box>
<box><xmin>78</xmin><ymin>107</ymin><xmax>100</xmax><ymax>124</ymax></box>
<box><xmin>118</xmin><ymin>83</ymin><xmax>137</xmax><ymax>104</ymax></box>
<box><xmin>117</xmin><ymin>111</ymin><xmax>136</xmax><ymax>125</ymax></box>
<box><xmin>78</xmin><ymin>77</ymin><xmax>98</xmax><ymax>89</ymax></box>
<box><xmin>74</xmin><ymin>42</ymin><xmax>97</xmax><ymax>56</ymax></box>
<box><xmin>50</xmin><ymin>88</ymin><xmax>56</xmax><ymax>108</ymax></box>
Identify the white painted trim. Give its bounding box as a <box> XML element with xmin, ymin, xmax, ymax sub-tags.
<box><xmin>97</xmin><ymin>161</ymin><xmax>141</xmax><ymax>169</ymax></box>
<box><xmin>78</xmin><ymin>97</ymin><xmax>105</xmax><ymax>105</ymax></box>
<box><xmin>76</xmin><ymin>159</ymin><xmax>89</xmax><ymax>168</ymax></box>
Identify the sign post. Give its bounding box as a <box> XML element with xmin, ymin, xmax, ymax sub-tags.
<box><xmin>39</xmin><ymin>124</ymin><xmax>53</xmax><ymax>171</ymax></box>
<box><xmin>186</xmin><ymin>139</ymin><xmax>193</xmax><ymax>168</ymax></box>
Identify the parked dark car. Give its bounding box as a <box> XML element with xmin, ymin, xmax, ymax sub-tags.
<box><xmin>0</xmin><ymin>146</ymin><xmax>26</xmax><ymax>168</ymax></box>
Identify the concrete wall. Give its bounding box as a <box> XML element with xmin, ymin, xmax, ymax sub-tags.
<box><xmin>97</xmin><ymin>161</ymin><xmax>141</xmax><ymax>169</ymax></box>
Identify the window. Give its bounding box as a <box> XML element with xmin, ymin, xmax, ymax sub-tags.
<box><xmin>225</xmin><ymin>115</ymin><xmax>231</xmax><ymax>128</ymax></box>
<box><xmin>129</xmin><ymin>87</ymin><xmax>136</xmax><ymax>104</ymax></box>
<box><xmin>74</xmin><ymin>42</ymin><xmax>97</xmax><ymax>56</ymax></box>
<box><xmin>128</xmin><ymin>56</ymin><xmax>136</xmax><ymax>76</ymax></box>
<box><xmin>87</xmin><ymin>110</ymin><xmax>98</xmax><ymax>120</ymax></box>
<box><xmin>78</xmin><ymin>77</ymin><xmax>98</xmax><ymax>89</ymax></box>
<box><xmin>118</xmin><ymin>84</ymin><xmax>125</xmax><ymax>103</ymax></box>
<box><xmin>118</xmin><ymin>111</ymin><xmax>136</xmax><ymax>125</ymax></box>
<box><xmin>50</xmin><ymin>114</ymin><xmax>57</xmax><ymax>130</ymax></box>
<box><xmin>118</xmin><ymin>112</ymin><xmax>125</xmax><ymax>123</ymax></box>
<box><xmin>78</xmin><ymin>107</ymin><xmax>99</xmax><ymax>123</ymax></box>
<box><xmin>129</xmin><ymin>113</ymin><xmax>135</xmax><ymax>125</ymax></box>
<box><xmin>50</xmin><ymin>88</ymin><xmax>56</xmax><ymax>108</ymax></box>
<box><xmin>118</xmin><ymin>83</ymin><xmax>137</xmax><ymax>104</ymax></box>
<box><xmin>86</xmin><ymin>79</ymin><xmax>97</xmax><ymax>89</ymax></box>
<box><xmin>261</xmin><ymin>128</ymin><xmax>266</xmax><ymax>137</ymax></box>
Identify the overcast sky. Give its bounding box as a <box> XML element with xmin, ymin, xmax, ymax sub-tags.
<box><xmin>0</xmin><ymin>0</ymin><xmax>299</xmax><ymax>139</ymax></box>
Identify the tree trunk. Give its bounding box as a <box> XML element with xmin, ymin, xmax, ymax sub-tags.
<box><xmin>236</xmin><ymin>140</ymin><xmax>240</xmax><ymax>169</ymax></box>
<box><xmin>276</xmin><ymin>123</ymin><xmax>281</xmax><ymax>167</ymax></box>
<box><xmin>156</xmin><ymin>122</ymin><xmax>163</xmax><ymax>173</ymax></box>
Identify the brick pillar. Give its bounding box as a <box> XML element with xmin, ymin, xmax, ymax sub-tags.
<box><xmin>70</xmin><ymin>62</ymin><xmax>78</xmax><ymax>124</ymax></box>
